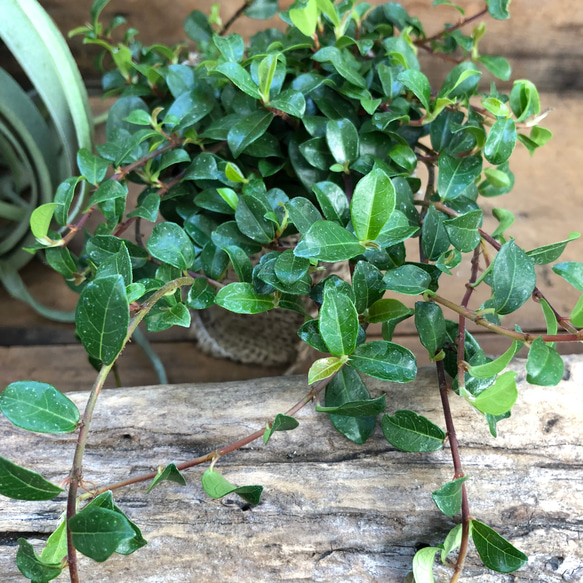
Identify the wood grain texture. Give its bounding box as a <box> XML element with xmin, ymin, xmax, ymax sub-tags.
<box><xmin>1</xmin><ymin>358</ymin><xmax>582</xmax><ymax>582</ymax></box>
<box><xmin>18</xmin><ymin>0</ymin><xmax>582</xmax><ymax>91</ymax></box>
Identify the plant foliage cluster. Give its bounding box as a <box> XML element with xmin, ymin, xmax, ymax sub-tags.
<box><xmin>1</xmin><ymin>0</ymin><xmax>583</xmax><ymax>581</ymax></box>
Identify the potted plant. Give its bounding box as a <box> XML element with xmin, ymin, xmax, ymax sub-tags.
<box><xmin>1</xmin><ymin>0</ymin><xmax>582</xmax><ymax>581</ymax></box>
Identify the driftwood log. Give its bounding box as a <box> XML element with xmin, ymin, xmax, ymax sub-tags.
<box><xmin>1</xmin><ymin>357</ymin><xmax>583</xmax><ymax>582</ymax></box>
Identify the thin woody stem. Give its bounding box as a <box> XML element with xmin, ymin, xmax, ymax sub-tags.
<box><xmin>66</xmin><ymin>277</ymin><xmax>194</xmax><ymax>582</ymax></box>
<box><xmin>416</xmin><ymin>6</ymin><xmax>489</xmax><ymax>46</ymax></box>
<box><xmin>79</xmin><ymin>374</ymin><xmax>337</xmax><ymax>500</ymax></box>
<box><xmin>430</xmin><ymin>292</ymin><xmax>583</xmax><ymax>342</ymax></box>
<box><xmin>436</xmin><ymin>361</ymin><xmax>471</xmax><ymax>583</ymax></box>
<box><xmin>456</xmin><ymin>247</ymin><xmax>481</xmax><ymax>393</ymax></box>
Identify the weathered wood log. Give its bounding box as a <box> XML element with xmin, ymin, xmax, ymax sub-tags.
<box><xmin>1</xmin><ymin>357</ymin><xmax>583</xmax><ymax>582</ymax></box>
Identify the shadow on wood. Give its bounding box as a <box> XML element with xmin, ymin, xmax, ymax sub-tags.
<box><xmin>1</xmin><ymin>358</ymin><xmax>583</xmax><ymax>581</ymax></box>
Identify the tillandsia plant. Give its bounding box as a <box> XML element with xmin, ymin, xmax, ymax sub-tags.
<box><xmin>1</xmin><ymin>0</ymin><xmax>583</xmax><ymax>581</ymax></box>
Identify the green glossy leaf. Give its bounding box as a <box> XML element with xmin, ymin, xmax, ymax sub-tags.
<box><xmin>372</xmin><ymin>210</ymin><xmax>419</xmax><ymax>249</ymax></box>
<box><xmin>468</xmin><ymin>340</ymin><xmax>522</xmax><ymax>378</ymax></box>
<box><xmin>200</xmin><ymin>241</ymin><xmax>228</xmax><ymax>281</ymax></box>
<box><xmin>82</xmin><ymin>491</ymin><xmax>146</xmax><ymax>556</ymax></box>
<box><xmin>443</xmin><ymin>209</ymin><xmax>483</xmax><ymax>253</ymax></box>
<box><xmin>412</xmin><ymin>546</ymin><xmax>440</xmax><ymax>583</ymax></box>
<box><xmin>441</xmin><ymin>524</ymin><xmax>463</xmax><ymax>564</ymax></box>
<box><xmin>215</xmin><ymin>62</ymin><xmax>260</xmax><ymax>99</ymax></box>
<box><xmin>325</xmin><ymin>367</ymin><xmax>376</xmax><ymax>444</ymax></box>
<box><xmin>435</xmin><ymin>248</ymin><xmax>462</xmax><ymax>275</ymax></box>
<box><xmin>487</xmin><ymin>0</ymin><xmax>510</xmax><ymax>20</ymax></box>
<box><xmin>147</xmin><ymin>463</ymin><xmax>187</xmax><ymax>493</ymax></box>
<box><xmin>228</xmin><ymin>110</ymin><xmax>274</xmax><ymax>158</ymax></box>
<box><xmin>472</xmin><ymin>371</ymin><xmax>518</xmax><ymax>415</ymax></box>
<box><xmin>95</xmin><ymin>246</ymin><xmax>132</xmax><ymax>287</ymax></box>
<box><xmin>471</xmin><ymin>520</ymin><xmax>528</xmax><ymax>573</ymax></box>
<box><xmin>398</xmin><ymin>69</ymin><xmax>431</xmax><ymax>112</ymax></box>
<box><xmin>383</xmin><ymin>264</ymin><xmax>431</xmax><ymax>295</ymax></box>
<box><xmin>298</xmin><ymin>319</ymin><xmax>328</xmax><ymax>352</ymax></box>
<box><xmin>219</xmin><ymin>245</ymin><xmax>253</xmax><ymax>286</ymax></box>
<box><xmin>256</xmin><ymin>258</ymin><xmax>311</xmax><ymax>295</ymax></box>
<box><xmin>53</xmin><ymin>177</ymin><xmax>84</xmax><ymax>226</ymax></box>
<box><xmin>213</xmin><ymin>33</ymin><xmax>244</xmax><ymax>63</ymax></box>
<box><xmin>146</xmin><ymin>303</ymin><xmax>191</xmax><ymax>332</ymax></box>
<box><xmin>215</xmin><ymin>282</ymin><xmax>275</xmax><ymax>313</ymax></box>
<box><xmin>69</xmin><ymin>506</ymin><xmax>135</xmax><ymax>562</ymax></box>
<box><xmin>127</xmin><ymin>191</ymin><xmax>160</xmax><ymax>222</ymax></box>
<box><xmin>539</xmin><ymin>298</ymin><xmax>558</xmax><ymax>348</ymax></box>
<box><xmin>295</xmin><ymin>221</ymin><xmax>364</xmax><ymax>262</ymax></box>
<box><xmin>373</xmin><ymin>299</ymin><xmax>413</xmax><ymax>341</ymax></box>
<box><xmin>414</xmin><ymin>302</ymin><xmax>446</xmax><ymax>358</ymax></box>
<box><xmin>212</xmin><ymin>222</ymin><xmax>262</xmax><ymax>255</ymax></box>
<box><xmin>235</xmin><ymin>194</ymin><xmax>275</xmax><ymax>244</ymax></box>
<box><xmin>308</xmin><ymin>356</ymin><xmax>346</xmax><ymax>384</ymax></box>
<box><xmin>246</xmin><ymin>0</ymin><xmax>278</xmax><ymax>18</ymax></box>
<box><xmin>289</xmin><ymin>0</ymin><xmax>318</xmax><ymax>37</ymax></box>
<box><xmin>351</xmin><ymin>169</ymin><xmax>396</xmax><ymax>242</ymax></box>
<box><xmin>312</xmin><ymin>181</ymin><xmax>350</xmax><ymax>225</ymax></box>
<box><xmin>201</xmin><ymin>469</ymin><xmax>263</xmax><ymax>505</ymax></box>
<box><xmin>30</xmin><ymin>203</ymin><xmax>59</xmax><ymax>241</ymax></box>
<box><xmin>382</xmin><ymin>410</ymin><xmax>445</xmax><ymax>452</ymax></box>
<box><xmin>510</xmin><ymin>79</ymin><xmax>540</xmax><ymax>122</ymax></box>
<box><xmin>274</xmin><ymin>250</ymin><xmax>310</xmax><ymax>285</ymax></box>
<box><xmin>432</xmin><ymin>477</ymin><xmax>469</xmax><ymax>516</ymax></box>
<box><xmin>437</xmin><ymin>153</ymin><xmax>482</xmax><ymax>200</ymax></box>
<box><xmin>0</xmin><ymin>381</ymin><xmax>79</xmax><ymax>433</ymax></box>
<box><xmin>285</xmin><ymin>197</ymin><xmax>322</xmax><ymax>235</ymax></box>
<box><xmin>491</xmin><ymin>241</ymin><xmax>536</xmax><ymax>315</ymax></box>
<box><xmin>478</xmin><ymin>55</ymin><xmax>511</xmax><ymax>81</ymax></box>
<box><xmin>316</xmin><ymin>394</ymin><xmax>385</xmax><ymax>417</ymax></box>
<box><xmin>319</xmin><ymin>287</ymin><xmax>359</xmax><ymax>356</ymax></box>
<box><xmin>349</xmin><ymin>341</ymin><xmax>417</xmax><ymax>382</ymax></box>
<box><xmin>482</xmin><ymin>96</ymin><xmax>511</xmax><ymax>118</ymax></box>
<box><xmin>184</xmin><ymin>10</ymin><xmax>213</xmax><ymax>42</ymax></box>
<box><xmin>75</xmin><ymin>275</ymin><xmax>129</xmax><ymax>365</ymax></box>
<box><xmin>421</xmin><ymin>206</ymin><xmax>450</xmax><ymax>261</ymax></box>
<box><xmin>77</xmin><ymin>148</ymin><xmax>110</xmax><ymax>185</ymax></box>
<box><xmin>571</xmin><ymin>294</ymin><xmax>583</xmax><ymax>327</ymax></box>
<box><xmin>484</xmin><ymin>118</ymin><xmax>517</xmax><ymax>165</ymax></box>
<box><xmin>492</xmin><ymin>208</ymin><xmax>515</xmax><ymax>239</ymax></box>
<box><xmin>352</xmin><ymin>261</ymin><xmax>384</xmax><ymax>314</ymax></box>
<box><xmin>270</xmin><ymin>89</ymin><xmax>306</xmax><ymax>117</ymax></box>
<box><xmin>16</xmin><ymin>538</ymin><xmax>63</xmax><ymax>582</ymax></box>
<box><xmin>0</xmin><ymin>456</ymin><xmax>63</xmax><ymax>500</ymax></box>
<box><xmin>326</xmin><ymin>119</ymin><xmax>359</xmax><ymax>165</ymax></box>
<box><xmin>147</xmin><ymin>222</ymin><xmax>195</xmax><ymax>270</ymax></box>
<box><xmin>552</xmin><ymin>262</ymin><xmax>583</xmax><ymax>292</ymax></box>
<box><xmin>526</xmin><ymin>232</ymin><xmax>580</xmax><ymax>265</ymax></box>
<box><xmin>263</xmin><ymin>414</ymin><xmax>299</xmax><ymax>445</ymax></box>
<box><xmin>526</xmin><ymin>337</ymin><xmax>564</xmax><ymax>386</ymax></box>
<box><xmin>41</xmin><ymin>520</ymin><xmax>68</xmax><ymax>564</ymax></box>
<box><xmin>186</xmin><ymin>278</ymin><xmax>216</xmax><ymax>309</ymax></box>
<box><xmin>313</xmin><ymin>46</ymin><xmax>366</xmax><ymax>88</ymax></box>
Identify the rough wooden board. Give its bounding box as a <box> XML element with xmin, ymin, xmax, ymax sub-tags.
<box><xmin>16</xmin><ymin>0</ymin><xmax>583</xmax><ymax>91</ymax></box>
<box><xmin>1</xmin><ymin>358</ymin><xmax>582</xmax><ymax>582</ymax></box>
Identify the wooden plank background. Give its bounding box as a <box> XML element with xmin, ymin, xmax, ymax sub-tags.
<box><xmin>19</xmin><ymin>0</ymin><xmax>581</xmax><ymax>92</ymax></box>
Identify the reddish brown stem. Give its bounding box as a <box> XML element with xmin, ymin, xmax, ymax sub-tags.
<box><xmin>80</xmin><ymin>374</ymin><xmax>336</xmax><ymax>499</ymax></box>
<box><xmin>416</xmin><ymin>6</ymin><xmax>489</xmax><ymax>46</ymax></box>
<box><xmin>435</xmin><ymin>360</ymin><xmax>471</xmax><ymax>581</ymax></box>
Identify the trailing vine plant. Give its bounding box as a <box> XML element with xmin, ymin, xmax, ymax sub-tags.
<box><xmin>1</xmin><ymin>0</ymin><xmax>583</xmax><ymax>581</ymax></box>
